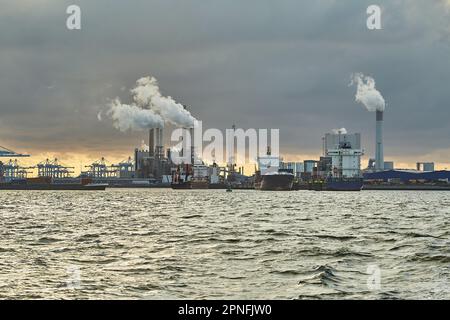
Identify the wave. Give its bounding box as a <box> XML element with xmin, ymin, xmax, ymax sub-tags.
<box><xmin>270</xmin><ymin>269</ymin><xmax>302</xmax><ymax>276</ymax></box>
<box><xmin>180</xmin><ymin>214</ymin><xmax>202</xmax><ymax>219</ymax></box>
<box><xmin>298</xmin><ymin>265</ymin><xmax>342</xmax><ymax>287</ymax></box>
<box><xmin>404</xmin><ymin>232</ymin><xmax>442</xmax><ymax>239</ymax></box>
<box><xmin>312</xmin><ymin>234</ymin><xmax>357</xmax><ymax>241</ymax></box>
<box><xmin>408</xmin><ymin>253</ymin><xmax>450</xmax><ymax>263</ymax></box>
<box><xmin>37</xmin><ymin>237</ymin><xmax>62</xmax><ymax>244</ymax></box>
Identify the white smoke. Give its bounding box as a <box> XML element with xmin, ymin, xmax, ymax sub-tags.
<box><xmin>140</xmin><ymin>140</ymin><xmax>149</xmax><ymax>151</ymax></box>
<box><xmin>130</xmin><ymin>76</ymin><xmax>196</xmax><ymax>127</ymax></box>
<box><xmin>350</xmin><ymin>73</ymin><xmax>386</xmax><ymax>112</ymax></box>
<box><xmin>104</xmin><ymin>76</ymin><xmax>197</xmax><ymax>132</ymax></box>
<box><xmin>107</xmin><ymin>98</ymin><xmax>164</xmax><ymax>132</ymax></box>
<box><xmin>332</xmin><ymin>128</ymin><xmax>347</xmax><ymax>135</ymax></box>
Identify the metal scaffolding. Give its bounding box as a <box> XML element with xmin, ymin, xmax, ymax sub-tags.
<box><xmin>111</xmin><ymin>157</ymin><xmax>134</xmax><ymax>178</ymax></box>
<box><xmin>0</xmin><ymin>159</ymin><xmax>33</xmax><ymax>179</ymax></box>
<box><xmin>84</xmin><ymin>157</ymin><xmax>117</xmax><ymax>178</ymax></box>
<box><xmin>36</xmin><ymin>158</ymin><xmax>74</xmax><ymax>178</ymax></box>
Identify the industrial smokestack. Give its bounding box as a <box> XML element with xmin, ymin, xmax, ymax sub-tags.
<box><xmin>375</xmin><ymin>110</ymin><xmax>384</xmax><ymax>171</ymax></box>
<box><xmin>351</xmin><ymin>73</ymin><xmax>386</xmax><ymax>172</ymax></box>
<box><xmin>155</xmin><ymin>128</ymin><xmax>159</xmax><ymax>157</ymax></box>
<box><xmin>155</xmin><ymin>127</ymin><xmax>163</xmax><ymax>158</ymax></box>
<box><xmin>190</xmin><ymin>127</ymin><xmax>195</xmax><ymax>165</ymax></box>
<box><xmin>149</xmin><ymin>129</ymin><xmax>155</xmax><ymax>157</ymax></box>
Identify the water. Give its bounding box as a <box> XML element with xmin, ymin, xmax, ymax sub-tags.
<box><xmin>0</xmin><ymin>189</ymin><xmax>449</xmax><ymax>299</ymax></box>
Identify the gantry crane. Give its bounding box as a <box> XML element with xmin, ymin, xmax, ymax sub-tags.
<box><xmin>35</xmin><ymin>158</ymin><xmax>74</xmax><ymax>178</ymax></box>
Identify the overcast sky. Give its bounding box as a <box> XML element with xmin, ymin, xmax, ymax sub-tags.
<box><xmin>1</xmin><ymin>0</ymin><xmax>449</xmax><ymax>169</ymax></box>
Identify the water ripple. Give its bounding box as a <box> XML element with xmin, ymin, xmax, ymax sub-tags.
<box><xmin>0</xmin><ymin>189</ymin><xmax>448</xmax><ymax>299</ymax></box>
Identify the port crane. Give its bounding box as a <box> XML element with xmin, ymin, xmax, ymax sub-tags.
<box><xmin>0</xmin><ymin>145</ymin><xmax>30</xmax><ymax>158</ymax></box>
<box><xmin>110</xmin><ymin>157</ymin><xmax>134</xmax><ymax>177</ymax></box>
<box><xmin>84</xmin><ymin>157</ymin><xmax>117</xmax><ymax>178</ymax></box>
<box><xmin>0</xmin><ymin>146</ymin><xmax>31</xmax><ymax>181</ymax></box>
<box><xmin>0</xmin><ymin>159</ymin><xmax>34</xmax><ymax>179</ymax></box>
<box><xmin>36</xmin><ymin>158</ymin><xmax>74</xmax><ymax>178</ymax></box>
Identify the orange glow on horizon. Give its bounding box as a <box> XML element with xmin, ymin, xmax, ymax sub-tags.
<box><xmin>2</xmin><ymin>149</ymin><xmax>450</xmax><ymax>178</ymax></box>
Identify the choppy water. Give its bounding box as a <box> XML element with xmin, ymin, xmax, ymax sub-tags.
<box><xmin>0</xmin><ymin>189</ymin><xmax>449</xmax><ymax>299</ymax></box>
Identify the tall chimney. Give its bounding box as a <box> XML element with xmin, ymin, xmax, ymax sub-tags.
<box><xmin>155</xmin><ymin>128</ymin><xmax>159</xmax><ymax>157</ymax></box>
<box><xmin>375</xmin><ymin>110</ymin><xmax>384</xmax><ymax>171</ymax></box>
<box><xmin>159</xmin><ymin>128</ymin><xmax>164</xmax><ymax>158</ymax></box>
<box><xmin>149</xmin><ymin>129</ymin><xmax>155</xmax><ymax>157</ymax></box>
<box><xmin>155</xmin><ymin>128</ymin><xmax>163</xmax><ymax>158</ymax></box>
<box><xmin>190</xmin><ymin>127</ymin><xmax>195</xmax><ymax>165</ymax></box>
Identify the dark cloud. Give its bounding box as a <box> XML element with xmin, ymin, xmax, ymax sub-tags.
<box><xmin>0</xmin><ymin>0</ymin><xmax>449</xmax><ymax>165</ymax></box>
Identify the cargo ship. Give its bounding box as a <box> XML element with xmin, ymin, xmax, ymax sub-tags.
<box><xmin>309</xmin><ymin>177</ymin><xmax>364</xmax><ymax>191</ymax></box>
<box><xmin>256</xmin><ymin>171</ymin><xmax>294</xmax><ymax>191</ymax></box>
<box><xmin>171</xmin><ymin>163</ymin><xmax>209</xmax><ymax>189</ymax></box>
<box><xmin>310</xmin><ymin>138</ymin><xmax>364</xmax><ymax>191</ymax></box>
<box><xmin>255</xmin><ymin>147</ymin><xmax>294</xmax><ymax>191</ymax></box>
<box><xmin>0</xmin><ymin>177</ymin><xmax>107</xmax><ymax>191</ymax></box>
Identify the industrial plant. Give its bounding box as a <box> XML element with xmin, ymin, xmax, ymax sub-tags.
<box><xmin>2</xmin><ymin>114</ymin><xmax>449</xmax><ymax>191</ymax></box>
<box><xmin>1</xmin><ymin>91</ymin><xmax>450</xmax><ymax>191</ymax></box>
<box><xmin>1</xmin><ymin>73</ymin><xmax>449</xmax><ymax>191</ymax></box>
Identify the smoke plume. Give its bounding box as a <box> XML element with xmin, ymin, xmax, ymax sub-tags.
<box><xmin>130</xmin><ymin>76</ymin><xmax>196</xmax><ymax>127</ymax></box>
<box><xmin>350</xmin><ymin>73</ymin><xmax>386</xmax><ymax>112</ymax></box>
<box><xmin>140</xmin><ymin>140</ymin><xmax>149</xmax><ymax>151</ymax></box>
<box><xmin>332</xmin><ymin>128</ymin><xmax>347</xmax><ymax>135</ymax></box>
<box><xmin>105</xmin><ymin>76</ymin><xmax>197</xmax><ymax>132</ymax></box>
<box><xmin>108</xmin><ymin>98</ymin><xmax>164</xmax><ymax>132</ymax></box>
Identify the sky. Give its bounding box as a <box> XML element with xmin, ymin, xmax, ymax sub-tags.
<box><xmin>1</xmin><ymin>0</ymin><xmax>450</xmax><ymax>173</ymax></box>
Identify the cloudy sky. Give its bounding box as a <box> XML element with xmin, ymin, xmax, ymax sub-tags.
<box><xmin>1</xmin><ymin>0</ymin><xmax>449</xmax><ymax>171</ymax></box>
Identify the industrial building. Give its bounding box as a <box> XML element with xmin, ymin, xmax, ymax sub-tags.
<box><xmin>280</xmin><ymin>161</ymin><xmax>304</xmax><ymax>177</ymax></box>
<box><xmin>417</xmin><ymin>162</ymin><xmax>435</xmax><ymax>172</ymax></box>
<box><xmin>288</xmin><ymin>131</ymin><xmax>364</xmax><ymax>182</ymax></box>
<box><xmin>134</xmin><ymin>128</ymin><xmax>172</xmax><ymax>182</ymax></box>
<box><xmin>323</xmin><ymin>132</ymin><xmax>361</xmax><ymax>155</ymax></box>
<box><xmin>323</xmin><ymin>131</ymin><xmax>363</xmax><ymax>178</ymax></box>
<box><xmin>364</xmin><ymin>170</ymin><xmax>450</xmax><ymax>183</ymax></box>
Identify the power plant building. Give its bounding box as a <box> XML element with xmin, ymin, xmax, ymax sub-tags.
<box><xmin>324</xmin><ymin>131</ymin><xmax>363</xmax><ymax>178</ymax></box>
<box><xmin>134</xmin><ymin>128</ymin><xmax>172</xmax><ymax>181</ymax></box>
<box><xmin>324</xmin><ymin>132</ymin><xmax>361</xmax><ymax>155</ymax></box>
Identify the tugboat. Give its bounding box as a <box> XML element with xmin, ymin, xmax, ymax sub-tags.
<box><xmin>255</xmin><ymin>147</ymin><xmax>294</xmax><ymax>191</ymax></box>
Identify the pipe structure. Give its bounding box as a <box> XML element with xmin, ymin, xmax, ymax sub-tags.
<box><xmin>375</xmin><ymin>110</ymin><xmax>384</xmax><ymax>171</ymax></box>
